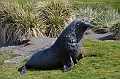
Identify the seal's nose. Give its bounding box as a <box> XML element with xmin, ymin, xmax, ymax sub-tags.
<box><xmin>87</xmin><ymin>23</ymin><xmax>93</xmax><ymax>30</ymax></box>
<box><xmin>90</xmin><ymin>24</ymin><xmax>93</xmax><ymax>28</ymax></box>
<box><xmin>88</xmin><ymin>23</ymin><xmax>93</xmax><ymax>28</ymax></box>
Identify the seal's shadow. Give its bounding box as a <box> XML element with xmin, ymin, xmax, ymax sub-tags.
<box><xmin>0</xmin><ymin>40</ymin><xmax>30</xmax><ymax>48</ymax></box>
<box><xmin>18</xmin><ymin>66</ymin><xmax>24</xmax><ymax>72</ymax></box>
<box><xmin>98</xmin><ymin>35</ymin><xmax>115</xmax><ymax>41</ymax></box>
<box><xmin>18</xmin><ymin>66</ymin><xmax>63</xmax><ymax>72</ymax></box>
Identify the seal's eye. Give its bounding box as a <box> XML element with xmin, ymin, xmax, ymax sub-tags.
<box><xmin>83</xmin><ymin>23</ymin><xmax>87</xmax><ymax>26</ymax></box>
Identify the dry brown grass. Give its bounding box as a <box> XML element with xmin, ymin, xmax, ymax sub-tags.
<box><xmin>36</xmin><ymin>0</ymin><xmax>76</xmax><ymax>37</ymax></box>
<box><xmin>0</xmin><ymin>1</ymin><xmax>43</xmax><ymax>44</ymax></box>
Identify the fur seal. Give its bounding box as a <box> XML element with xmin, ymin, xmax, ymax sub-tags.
<box><xmin>20</xmin><ymin>18</ymin><xmax>93</xmax><ymax>74</ymax></box>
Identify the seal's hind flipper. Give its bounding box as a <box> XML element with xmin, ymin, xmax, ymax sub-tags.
<box><xmin>20</xmin><ymin>66</ymin><xmax>27</xmax><ymax>74</ymax></box>
<box><xmin>63</xmin><ymin>56</ymin><xmax>74</xmax><ymax>72</ymax></box>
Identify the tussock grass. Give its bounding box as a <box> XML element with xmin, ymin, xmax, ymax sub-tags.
<box><xmin>77</xmin><ymin>4</ymin><xmax>120</xmax><ymax>34</ymax></box>
<box><xmin>0</xmin><ymin>1</ymin><xmax>43</xmax><ymax>44</ymax></box>
<box><xmin>0</xmin><ymin>1</ymin><xmax>27</xmax><ymax>44</ymax></box>
<box><xmin>111</xmin><ymin>23</ymin><xmax>120</xmax><ymax>40</ymax></box>
<box><xmin>36</xmin><ymin>0</ymin><xmax>76</xmax><ymax>37</ymax></box>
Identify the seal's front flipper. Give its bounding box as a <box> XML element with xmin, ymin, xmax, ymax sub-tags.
<box><xmin>73</xmin><ymin>53</ymin><xmax>84</xmax><ymax>64</ymax></box>
<box><xmin>77</xmin><ymin>53</ymin><xmax>83</xmax><ymax>61</ymax></box>
<box><xmin>72</xmin><ymin>58</ymin><xmax>78</xmax><ymax>65</ymax></box>
<box><xmin>20</xmin><ymin>66</ymin><xmax>27</xmax><ymax>74</ymax></box>
<box><xmin>63</xmin><ymin>56</ymin><xmax>74</xmax><ymax>72</ymax></box>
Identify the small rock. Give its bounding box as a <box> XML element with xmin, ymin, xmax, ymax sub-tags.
<box><xmin>4</xmin><ymin>60</ymin><xmax>10</xmax><ymax>63</ymax></box>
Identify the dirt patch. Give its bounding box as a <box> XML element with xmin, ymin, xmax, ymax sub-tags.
<box><xmin>0</xmin><ymin>37</ymin><xmax>56</xmax><ymax>64</ymax></box>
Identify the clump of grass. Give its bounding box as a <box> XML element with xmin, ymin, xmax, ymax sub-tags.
<box><xmin>78</xmin><ymin>4</ymin><xmax>97</xmax><ymax>21</ymax></box>
<box><xmin>0</xmin><ymin>1</ymin><xmax>43</xmax><ymax>44</ymax></box>
<box><xmin>0</xmin><ymin>1</ymin><xmax>26</xmax><ymax>44</ymax></box>
<box><xmin>93</xmin><ymin>9</ymin><xmax>120</xmax><ymax>33</ymax></box>
<box><xmin>111</xmin><ymin>23</ymin><xmax>120</xmax><ymax>40</ymax></box>
<box><xmin>77</xmin><ymin>3</ymin><xmax>120</xmax><ymax>34</ymax></box>
<box><xmin>36</xmin><ymin>0</ymin><xmax>76</xmax><ymax>37</ymax></box>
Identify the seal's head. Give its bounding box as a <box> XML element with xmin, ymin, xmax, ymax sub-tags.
<box><xmin>74</xmin><ymin>18</ymin><xmax>93</xmax><ymax>31</ymax></box>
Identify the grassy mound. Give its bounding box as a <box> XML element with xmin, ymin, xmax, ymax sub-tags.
<box><xmin>0</xmin><ymin>39</ymin><xmax>120</xmax><ymax>79</ymax></box>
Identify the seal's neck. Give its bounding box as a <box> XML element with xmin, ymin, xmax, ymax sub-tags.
<box><xmin>51</xmin><ymin>22</ymin><xmax>86</xmax><ymax>51</ymax></box>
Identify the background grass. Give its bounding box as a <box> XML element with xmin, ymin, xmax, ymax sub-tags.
<box><xmin>0</xmin><ymin>39</ymin><xmax>120</xmax><ymax>79</ymax></box>
<box><xmin>73</xmin><ymin>0</ymin><xmax>120</xmax><ymax>9</ymax></box>
<box><xmin>5</xmin><ymin>0</ymin><xmax>120</xmax><ymax>9</ymax></box>
<box><xmin>1</xmin><ymin>0</ymin><xmax>120</xmax><ymax>40</ymax></box>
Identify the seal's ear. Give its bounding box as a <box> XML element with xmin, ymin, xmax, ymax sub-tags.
<box><xmin>76</xmin><ymin>23</ymin><xmax>80</xmax><ymax>26</ymax></box>
<box><xmin>75</xmin><ymin>20</ymin><xmax>82</xmax><ymax>27</ymax></box>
